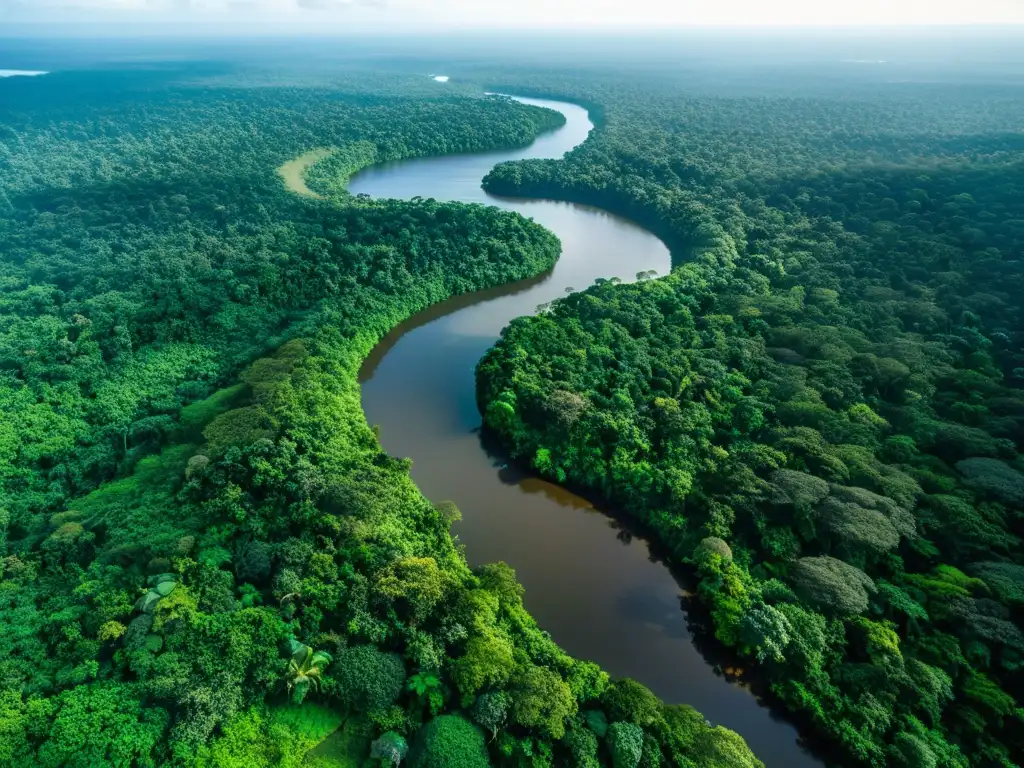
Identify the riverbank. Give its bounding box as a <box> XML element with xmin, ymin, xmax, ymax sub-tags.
<box><xmin>350</xmin><ymin>95</ymin><xmax>821</xmax><ymax>768</ymax></box>
<box><xmin>269</xmin><ymin>94</ymin><xmax>767</xmax><ymax>768</ymax></box>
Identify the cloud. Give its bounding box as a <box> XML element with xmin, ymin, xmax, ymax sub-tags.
<box><xmin>296</xmin><ymin>0</ymin><xmax>386</xmax><ymax>8</ymax></box>
<box><xmin>0</xmin><ymin>0</ymin><xmax>225</xmax><ymax>8</ymax></box>
<box><xmin>5</xmin><ymin>0</ymin><xmax>1024</xmax><ymax>25</ymax></box>
<box><xmin>0</xmin><ymin>0</ymin><xmax>152</xmax><ymax>6</ymax></box>
<box><xmin>0</xmin><ymin>0</ymin><xmax>388</xmax><ymax>8</ymax></box>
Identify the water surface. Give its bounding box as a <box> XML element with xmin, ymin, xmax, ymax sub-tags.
<box><xmin>353</xmin><ymin>96</ymin><xmax>822</xmax><ymax>768</ymax></box>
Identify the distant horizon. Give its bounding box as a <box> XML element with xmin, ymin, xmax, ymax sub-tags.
<box><xmin>3</xmin><ymin>0</ymin><xmax>1024</xmax><ymax>36</ymax></box>
<box><xmin>4</xmin><ymin>22</ymin><xmax>1024</xmax><ymax>38</ymax></box>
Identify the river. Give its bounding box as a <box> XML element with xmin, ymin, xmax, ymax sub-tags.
<box><xmin>351</xmin><ymin>95</ymin><xmax>822</xmax><ymax>768</ymax></box>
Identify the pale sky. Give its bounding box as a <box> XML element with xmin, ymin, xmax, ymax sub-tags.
<box><xmin>3</xmin><ymin>0</ymin><xmax>1024</xmax><ymax>30</ymax></box>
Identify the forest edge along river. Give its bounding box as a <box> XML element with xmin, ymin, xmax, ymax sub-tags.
<box><xmin>352</xmin><ymin>94</ymin><xmax>824</xmax><ymax>768</ymax></box>
<box><xmin>288</xmin><ymin>94</ymin><xmax>823</xmax><ymax>768</ymax></box>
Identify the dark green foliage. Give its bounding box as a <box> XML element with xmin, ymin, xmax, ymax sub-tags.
<box><xmin>476</xmin><ymin>59</ymin><xmax>1024</xmax><ymax>768</ymax></box>
<box><xmin>640</xmin><ymin>733</ymin><xmax>664</xmax><ymax>768</ymax></box>
<box><xmin>10</xmin><ymin>36</ymin><xmax>1024</xmax><ymax>768</ymax></box>
<box><xmin>583</xmin><ymin>708</ymin><xmax>609</xmax><ymax>739</ymax></box>
<box><xmin>332</xmin><ymin>645</ymin><xmax>405</xmax><ymax>714</ymax></box>
<box><xmin>32</xmin><ymin>683</ymin><xmax>170</xmax><ymax>768</ymax></box>
<box><xmin>738</xmin><ymin>604</ymin><xmax>793</xmax><ymax>663</ymax></box>
<box><xmin>971</xmin><ymin>562</ymin><xmax>1024</xmax><ymax>607</ymax></box>
<box><xmin>695</xmin><ymin>537</ymin><xmax>733</xmax><ymax>565</ymax></box>
<box><xmin>471</xmin><ymin>691</ymin><xmax>510</xmax><ymax>738</ymax></box>
<box><xmin>770</xmin><ymin>470</ymin><xmax>830</xmax><ymax>509</ymax></box>
<box><xmin>562</xmin><ymin>723</ymin><xmax>600</xmax><ymax>768</ymax></box>
<box><xmin>371</xmin><ymin>730</ymin><xmax>409</xmax><ymax>767</ymax></box>
<box><xmin>606</xmin><ymin>721</ymin><xmax>644</xmax><ymax>768</ymax></box>
<box><xmin>0</xmin><ymin>63</ymin><xmax>627</xmax><ymax>768</ymax></box>
<box><xmin>956</xmin><ymin>458</ymin><xmax>1024</xmax><ymax>506</ymax></box>
<box><xmin>0</xmin><ymin>72</ymin><xmax>563</xmax><ymax>535</ymax></box>
<box><xmin>408</xmin><ymin>715</ymin><xmax>490</xmax><ymax>768</ymax></box>
<box><xmin>0</xmin><ymin>59</ymin><xmax>753</xmax><ymax>768</ymax></box>
<box><xmin>601</xmin><ymin>679</ymin><xmax>661</xmax><ymax>728</ymax></box>
<box><xmin>788</xmin><ymin>557</ymin><xmax>876</xmax><ymax>616</ymax></box>
<box><xmin>658</xmin><ymin>704</ymin><xmax>765</xmax><ymax>768</ymax></box>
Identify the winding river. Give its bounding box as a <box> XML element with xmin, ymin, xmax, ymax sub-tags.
<box><xmin>351</xmin><ymin>96</ymin><xmax>822</xmax><ymax>768</ymax></box>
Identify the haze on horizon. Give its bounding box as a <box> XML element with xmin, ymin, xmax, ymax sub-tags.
<box><xmin>3</xmin><ymin>0</ymin><xmax>1024</xmax><ymax>34</ymax></box>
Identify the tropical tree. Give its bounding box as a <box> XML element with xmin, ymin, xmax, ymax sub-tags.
<box><xmin>285</xmin><ymin>641</ymin><xmax>333</xmax><ymax>704</ymax></box>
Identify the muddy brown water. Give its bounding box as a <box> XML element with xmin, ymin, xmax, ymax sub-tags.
<box><xmin>352</xmin><ymin>95</ymin><xmax>822</xmax><ymax>768</ymax></box>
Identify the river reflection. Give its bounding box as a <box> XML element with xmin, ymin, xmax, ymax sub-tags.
<box><xmin>353</xmin><ymin>96</ymin><xmax>823</xmax><ymax>767</ymax></box>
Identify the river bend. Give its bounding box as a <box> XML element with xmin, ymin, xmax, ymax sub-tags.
<box><xmin>351</xmin><ymin>95</ymin><xmax>820</xmax><ymax>768</ymax></box>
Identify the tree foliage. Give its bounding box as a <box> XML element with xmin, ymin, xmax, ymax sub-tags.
<box><xmin>607</xmin><ymin>721</ymin><xmax>644</xmax><ymax>768</ymax></box>
<box><xmin>476</xmin><ymin>56</ymin><xmax>1024</xmax><ymax>767</ymax></box>
<box><xmin>788</xmin><ymin>557</ymin><xmax>875</xmax><ymax>617</ymax></box>
<box><xmin>408</xmin><ymin>715</ymin><xmax>490</xmax><ymax>768</ymax></box>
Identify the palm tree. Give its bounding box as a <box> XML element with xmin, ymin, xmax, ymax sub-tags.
<box><xmin>286</xmin><ymin>644</ymin><xmax>332</xmax><ymax>703</ymax></box>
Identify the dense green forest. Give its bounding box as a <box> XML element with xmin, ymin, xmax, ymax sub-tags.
<box><xmin>0</xmin><ymin>63</ymin><xmax>762</xmax><ymax>767</ymax></box>
<box><xmin>476</xmin><ymin>68</ymin><xmax>1024</xmax><ymax>766</ymax></box>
